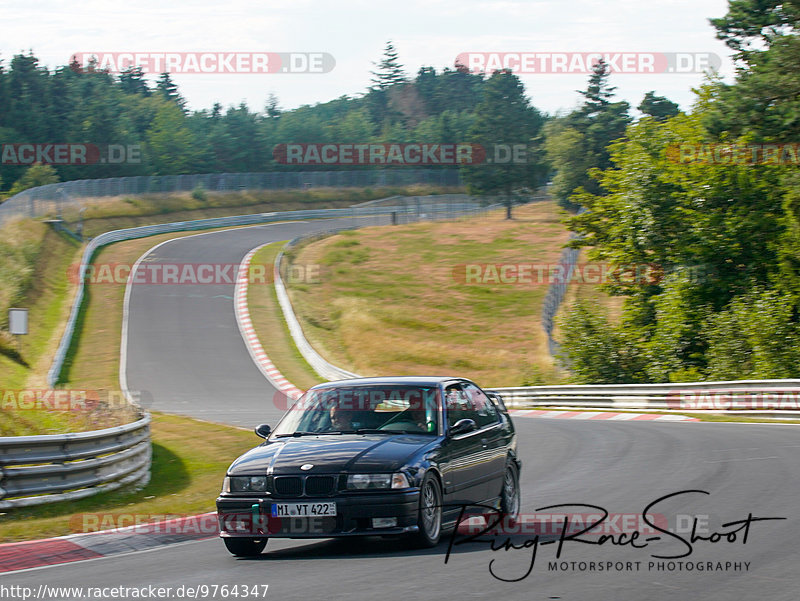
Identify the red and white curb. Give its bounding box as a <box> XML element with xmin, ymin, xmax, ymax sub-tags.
<box><xmin>234</xmin><ymin>244</ymin><xmax>304</xmax><ymax>401</ymax></box>
<box><xmin>510</xmin><ymin>409</ymin><xmax>699</xmax><ymax>422</ymax></box>
<box><xmin>0</xmin><ymin>513</ymin><xmax>218</xmax><ymax>574</ymax></box>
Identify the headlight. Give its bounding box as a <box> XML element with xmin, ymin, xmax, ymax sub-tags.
<box><xmin>228</xmin><ymin>475</ymin><xmax>267</xmax><ymax>492</ymax></box>
<box><xmin>347</xmin><ymin>473</ymin><xmax>409</xmax><ymax>490</ymax></box>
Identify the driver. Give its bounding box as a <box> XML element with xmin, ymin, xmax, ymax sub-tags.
<box><xmin>330</xmin><ymin>405</ymin><xmax>371</xmax><ymax>431</ymax></box>
<box><xmin>330</xmin><ymin>405</ymin><xmax>352</xmax><ymax>430</ymax></box>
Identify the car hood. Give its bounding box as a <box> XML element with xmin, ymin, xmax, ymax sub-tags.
<box><xmin>227</xmin><ymin>434</ymin><xmax>434</xmax><ymax>475</ymax></box>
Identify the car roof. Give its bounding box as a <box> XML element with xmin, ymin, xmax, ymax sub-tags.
<box><xmin>307</xmin><ymin>376</ymin><xmax>468</xmax><ymax>390</ymax></box>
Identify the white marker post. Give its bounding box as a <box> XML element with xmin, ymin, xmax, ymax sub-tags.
<box><xmin>8</xmin><ymin>308</ymin><xmax>28</xmax><ymax>354</ymax></box>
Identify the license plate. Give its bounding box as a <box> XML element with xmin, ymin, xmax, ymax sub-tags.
<box><xmin>271</xmin><ymin>502</ymin><xmax>337</xmax><ymax>517</ymax></box>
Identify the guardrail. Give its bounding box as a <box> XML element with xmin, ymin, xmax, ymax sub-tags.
<box><xmin>0</xmin><ymin>414</ymin><xmax>151</xmax><ymax>509</ymax></box>
<box><xmin>275</xmin><ymin>238</ymin><xmax>362</xmax><ymax>382</ymax></box>
<box><xmin>487</xmin><ymin>379</ymin><xmax>800</xmax><ymax>411</ymax></box>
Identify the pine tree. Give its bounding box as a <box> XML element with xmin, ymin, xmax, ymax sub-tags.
<box><xmin>370</xmin><ymin>41</ymin><xmax>407</xmax><ymax>90</ymax></box>
<box><xmin>265</xmin><ymin>93</ymin><xmax>281</xmax><ymax>120</ymax></box>
<box><xmin>546</xmin><ymin>60</ymin><xmax>630</xmax><ymax>208</ymax></box>
<box><xmin>576</xmin><ymin>59</ymin><xmax>617</xmax><ymax>117</ymax></box>
<box><xmin>155</xmin><ymin>72</ymin><xmax>186</xmax><ymax>110</ymax></box>
<box><xmin>119</xmin><ymin>66</ymin><xmax>151</xmax><ymax>96</ymax></box>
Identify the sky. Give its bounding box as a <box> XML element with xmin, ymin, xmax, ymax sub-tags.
<box><xmin>1</xmin><ymin>0</ymin><xmax>736</xmax><ymax>116</ymax></box>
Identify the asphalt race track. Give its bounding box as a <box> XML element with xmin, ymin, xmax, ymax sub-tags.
<box><xmin>123</xmin><ymin>217</ymin><xmax>385</xmax><ymax>427</ymax></box>
<box><xmin>7</xmin><ymin>219</ymin><xmax>800</xmax><ymax>600</ymax></box>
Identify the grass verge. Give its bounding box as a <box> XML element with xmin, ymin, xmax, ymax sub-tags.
<box><xmin>285</xmin><ymin>201</ymin><xmax>573</xmax><ymax>387</ymax></box>
<box><xmin>1</xmin><ymin>222</ymin><xmax>307</xmax><ymax>435</ymax></box>
<box><xmin>0</xmin><ymin>225</ymin><xmax>91</xmax><ymax>436</ymax></box>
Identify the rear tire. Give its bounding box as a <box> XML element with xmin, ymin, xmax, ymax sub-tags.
<box><xmin>500</xmin><ymin>462</ymin><xmax>520</xmax><ymax>526</ymax></box>
<box><xmin>411</xmin><ymin>473</ymin><xmax>442</xmax><ymax>548</ymax></box>
<box><xmin>223</xmin><ymin>537</ymin><xmax>268</xmax><ymax>557</ymax></box>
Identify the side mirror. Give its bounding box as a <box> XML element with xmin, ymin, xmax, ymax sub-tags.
<box><xmin>254</xmin><ymin>424</ymin><xmax>271</xmax><ymax>439</ymax></box>
<box><xmin>486</xmin><ymin>392</ymin><xmax>508</xmax><ymax>412</ymax></box>
<box><xmin>448</xmin><ymin>418</ymin><xmax>477</xmax><ymax>436</ymax></box>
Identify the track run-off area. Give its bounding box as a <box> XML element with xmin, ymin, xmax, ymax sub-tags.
<box><xmin>5</xmin><ymin>217</ymin><xmax>799</xmax><ymax>601</ymax></box>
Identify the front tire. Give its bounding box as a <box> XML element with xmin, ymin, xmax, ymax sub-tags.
<box><xmin>411</xmin><ymin>473</ymin><xmax>442</xmax><ymax>548</ymax></box>
<box><xmin>223</xmin><ymin>537</ymin><xmax>268</xmax><ymax>557</ymax></box>
<box><xmin>500</xmin><ymin>462</ymin><xmax>520</xmax><ymax>526</ymax></box>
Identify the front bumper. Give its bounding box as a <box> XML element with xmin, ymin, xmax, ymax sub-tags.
<box><xmin>216</xmin><ymin>490</ymin><xmax>420</xmax><ymax>538</ymax></box>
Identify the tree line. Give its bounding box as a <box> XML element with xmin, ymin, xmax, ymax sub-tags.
<box><xmin>0</xmin><ymin>42</ymin><xmax>670</xmax><ymax>207</ymax></box>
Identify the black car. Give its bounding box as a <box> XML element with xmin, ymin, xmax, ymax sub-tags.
<box><xmin>216</xmin><ymin>376</ymin><xmax>521</xmax><ymax>557</ymax></box>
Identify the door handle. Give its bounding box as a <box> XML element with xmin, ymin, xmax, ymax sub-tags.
<box><xmin>481</xmin><ymin>438</ymin><xmax>488</xmax><ymax>447</ymax></box>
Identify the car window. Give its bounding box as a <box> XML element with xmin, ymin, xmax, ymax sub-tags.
<box><xmin>462</xmin><ymin>382</ymin><xmax>500</xmax><ymax>428</ymax></box>
<box><xmin>445</xmin><ymin>385</ymin><xmax>470</xmax><ymax>428</ymax></box>
<box><xmin>445</xmin><ymin>383</ymin><xmax>497</xmax><ymax>430</ymax></box>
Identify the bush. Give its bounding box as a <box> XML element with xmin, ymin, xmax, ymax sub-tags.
<box><xmin>8</xmin><ymin>164</ymin><xmax>59</xmax><ymax>196</ymax></box>
<box><xmin>704</xmin><ymin>288</ymin><xmax>800</xmax><ymax>380</ymax></box>
<box><xmin>557</xmin><ymin>301</ymin><xmax>648</xmax><ymax>383</ymax></box>
<box><xmin>191</xmin><ymin>184</ymin><xmax>207</xmax><ymax>202</ymax></box>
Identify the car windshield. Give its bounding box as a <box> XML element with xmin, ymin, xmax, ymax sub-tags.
<box><xmin>272</xmin><ymin>385</ymin><xmax>441</xmax><ymax>436</ymax></box>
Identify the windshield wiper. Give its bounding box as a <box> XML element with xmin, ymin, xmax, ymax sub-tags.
<box><xmin>354</xmin><ymin>428</ymin><xmax>394</xmax><ymax>434</ymax></box>
<box><xmin>274</xmin><ymin>430</ymin><xmax>342</xmax><ymax>438</ymax></box>
<box><xmin>353</xmin><ymin>428</ymin><xmax>429</xmax><ymax>435</ymax></box>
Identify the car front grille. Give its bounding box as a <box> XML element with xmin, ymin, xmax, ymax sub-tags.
<box><xmin>273</xmin><ymin>476</ymin><xmax>303</xmax><ymax>496</ymax></box>
<box><xmin>272</xmin><ymin>475</ymin><xmax>337</xmax><ymax>497</ymax></box>
<box><xmin>305</xmin><ymin>475</ymin><xmax>336</xmax><ymax>495</ymax></box>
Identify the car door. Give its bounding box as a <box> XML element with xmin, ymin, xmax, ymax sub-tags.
<box><xmin>461</xmin><ymin>381</ymin><xmax>507</xmax><ymax>502</ymax></box>
<box><xmin>439</xmin><ymin>383</ymin><xmax>492</xmax><ymax>508</ymax></box>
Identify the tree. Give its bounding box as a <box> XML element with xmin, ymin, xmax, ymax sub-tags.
<box><xmin>155</xmin><ymin>72</ymin><xmax>186</xmax><ymax>110</ymax></box>
<box><xmin>119</xmin><ymin>66</ymin><xmax>150</xmax><ymax>96</ymax></box>
<box><xmin>706</xmin><ymin>1</ymin><xmax>800</xmax><ymax>140</ymax></box>
<box><xmin>370</xmin><ymin>41</ymin><xmax>407</xmax><ymax>90</ymax></box>
<box><xmin>545</xmin><ymin>59</ymin><xmax>631</xmax><ymax>209</ymax></box>
<box><xmin>145</xmin><ymin>100</ymin><xmax>200</xmax><ymax>173</ymax></box>
<box><xmin>638</xmin><ymin>91</ymin><xmax>680</xmax><ymax>120</ymax></box>
<box><xmin>265</xmin><ymin>94</ymin><xmax>281</xmax><ymax>120</ymax></box>
<box><xmin>9</xmin><ymin>163</ymin><xmax>59</xmax><ymax>195</ymax></box>
<box><xmin>543</xmin><ymin>119</ymin><xmax>592</xmax><ymax>211</ymax></box>
<box><xmin>704</xmin><ymin>288</ymin><xmax>800</xmax><ymax>379</ymax></box>
<box><xmin>333</xmin><ymin>108</ymin><xmax>375</xmax><ymax>143</ymax></box>
<box><xmin>460</xmin><ymin>70</ymin><xmax>545</xmax><ymax>218</ymax></box>
<box><xmin>710</xmin><ymin>0</ymin><xmax>799</xmax><ymax>55</ymax></box>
